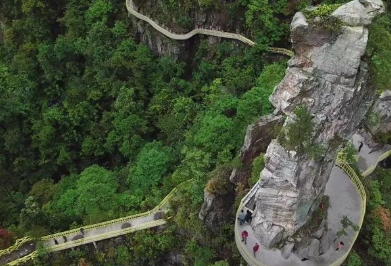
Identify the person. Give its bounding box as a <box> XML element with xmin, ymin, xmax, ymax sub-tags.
<box><xmin>336</xmin><ymin>241</ymin><xmax>344</xmax><ymax>251</ymax></box>
<box><xmin>238</xmin><ymin>210</ymin><xmax>246</xmax><ymax>225</ymax></box>
<box><xmin>253</xmin><ymin>243</ymin><xmax>259</xmax><ymax>257</ymax></box>
<box><xmin>358</xmin><ymin>141</ymin><xmax>364</xmax><ymax>152</ymax></box>
<box><xmin>241</xmin><ymin>230</ymin><xmax>249</xmax><ymax>245</ymax></box>
<box><xmin>80</xmin><ymin>228</ymin><xmax>85</xmax><ymax>235</ymax></box>
<box><xmin>54</xmin><ymin>239</ymin><xmax>58</xmax><ymax>245</ymax></box>
<box><xmin>63</xmin><ymin>235</ymin><xmax>67</xmax><ymax>242</ymax></box>
<box><xmin>245</xmin><ymin>210</ymin><xmax>252</xmax><ymax>224</ymax></box>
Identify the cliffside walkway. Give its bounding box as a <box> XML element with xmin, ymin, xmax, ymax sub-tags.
<box><xmin>234</xmin><ymin>131</ymin><xmax>391</xmax><ymax>266</ymax></box>
<box><xmin>352</xmin><ymin>133</ymin><xmax>391</xmax><ymax>176</ymax></box>
<box><xmin>0</xmin><ymin>180</ymin><xmax>193</xmax><ymax>266</ymax></box>
<box><xmin>125</xmin><ymin>1</ymin><xmax>294</xmax><ymax>58</ymax></box>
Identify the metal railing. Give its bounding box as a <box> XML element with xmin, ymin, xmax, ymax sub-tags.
<box><xmin>0</xmin><ymin>237</ymin><xmax>32</xmax><ymax>259</ymax></box>
<box><xmin>125</xmin><ymin>1</ymin><xmax>294</xmax><ymax>57</ymax></box>
<box><xmin>5</xmin><ymin>251</ymin><xmax>38</xmax><ymax>266</ymax></box>
<box><xmin>235</xmin><ymin>158</ymin><xmax>366</xmax><ymax>266</ymax></box>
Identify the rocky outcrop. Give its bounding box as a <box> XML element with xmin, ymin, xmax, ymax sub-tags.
<box><xmin>199</xmin><ymin>166</ymin><xmax>235</xmax><ymax>228</ymax></box>
<box><xmin>230</xmin><ymin>114</ymin><xmax>284</xmax><ymax>185</ymax></box>
<box><xmin>366</xmin><ymin>90</ymin><xmax>391</xmax><ymax>134</ymax></box>
<box><xmin>251</xmin><ymin>0</ymin><xmax>384</xmax><ymax>248</ymax></box>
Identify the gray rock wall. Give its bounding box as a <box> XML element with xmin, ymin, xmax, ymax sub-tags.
<box><xmin>251</xmin><ymin>0</ymin><xmax>384</xmax><ymax>248</ymax></box>
<box><xmin>129</xmin><ymin>0</ymin><xmax>243</xmax><ymax>60</ymax></box>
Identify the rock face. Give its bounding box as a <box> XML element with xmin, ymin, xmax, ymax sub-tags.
<box><xmin>129</xmin><ymin>0</ymin><xmax>243</xmax><ymax>60</ymax></box>
<box><xmin>251</xmin><ymin>0</ymin><xmax>384</xmax><ymax>248</ymax></box>
<box><xmin>230</xmin><ymin>114</ymin><xmax>284</xmax><ymax>185</ymax></box>
<box><xmin>367</xmin><ymin>90</ymin><xmax>391</xmax><ymax>134</ymax></box>
<box><xmin>199</xmin><ymin>166</ymin><xmax>235</xmax><ymax>228</ymax></box>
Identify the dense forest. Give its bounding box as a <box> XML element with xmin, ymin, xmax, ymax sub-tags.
<box><xmin>0</xmin><ymin>0</ymin><xmax>390</xmax><ymax>265</ymax></box>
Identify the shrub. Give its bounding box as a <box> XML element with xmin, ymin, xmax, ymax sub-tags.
<box><xmin>303</xmin><ymin>4</ymin><xmax>343</xmax><ymax>32</ymax></box>
<box><xmin>249</xmin><ymin>154</ymin><xmax>265</xmax><ymax>187</ymax></box>
<box><xmin>346</xmin><ymin>251</ymin><xmax>363</xmax><ymax>266</ymax></box>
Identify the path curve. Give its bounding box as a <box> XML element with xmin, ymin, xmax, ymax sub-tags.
<box><xmin>125</xmin><ymin>1</ymin><xmax>294</xmax><ymax>57</ymax></box>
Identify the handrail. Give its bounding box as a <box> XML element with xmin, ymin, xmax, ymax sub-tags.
<box><xmin>331</xmin><ymin>158</ymin><xmax>366</xmax><ymax>266</ymax></box>
<box><xmin>125</xmin><ymin>1</ymin><xmax>294</xmax><ymax>57</ymax></box>
<box><xmin>362</xmin><ymin>149</ymin><xmax>391</xmax><ymax>177</ymax></box>
<box><xmin>235</xmin><ymin>158</ymin><xmax>366</xmax><ymax>266</ymax></box>
<box><xmin>6</xmin><ymin>251</ymin><xmax>38</xmax><ymax>266</ymax></box>
<box><xmin>0</xmin><ymin>237</ymin><xmax>32</xmax><ymax>258</ymax></box>
<box><xmin>3</xmin><ymin>179</ymin><xmax>194</xmax><ymax>266</ymax></box>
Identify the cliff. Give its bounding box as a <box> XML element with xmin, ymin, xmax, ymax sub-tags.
<box><xmin>128</xmin><ymin>0</ymin><xmax>246</xmax><ymax>60</ymax></box>
<box><xmin>250</xmin><ymin>0</ymin><xmax>384</xmax><ymax>248</ymax></box>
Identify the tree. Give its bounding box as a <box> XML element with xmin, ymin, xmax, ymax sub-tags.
<box><xmin>237</xmin><ymin>63</ymin><xmax>285</xmax><ymax>123</ymax></box>
<box><xmin>52</xmin><ymin>166</ymin><xmax>120</xmax><ymax>223</ymax></box>
<box><xmin>29</xmin><ymin>179</ymin><xmax>57</xmax><ymax>205</ymax></box>
<box><xmin>283</xmin><ymin>105</ymin><xmax>314</xmax><ymax>153</ymax></box>
<box><xmin>20</xmin><ymin>196</ymin><xmax>41</xmax><ymax>229</ymax></box>
<box><xmin>128</xmin><ymin>142</ymin><xmax>173</xmax><ymax>197</ymax></box>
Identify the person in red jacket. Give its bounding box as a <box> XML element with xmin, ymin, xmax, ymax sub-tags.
<box><xmin>253</xmin><ymin>243</ymin><xmax>260</xmax><ymax>257</ymax></box>
<box><xmin>241</xmin><ymin>230</ymin><xmax>249</xmax><ymax>245</ymax></box>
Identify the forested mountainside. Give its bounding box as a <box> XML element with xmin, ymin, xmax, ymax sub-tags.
<box><xmin>0</xmin><ymin>0</ymin><xmax>390</xmax><ymax>265</ymax></box>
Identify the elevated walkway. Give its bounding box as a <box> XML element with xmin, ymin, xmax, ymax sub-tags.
<box><xmin>0</xmin><ymin>180</ymin><xmax>193</xmax><ymax>266</ymax></box>
<box><xmin>125</xmin><ymin>0</ymin><xmax>294</xmax><ymax>57</ymax></box>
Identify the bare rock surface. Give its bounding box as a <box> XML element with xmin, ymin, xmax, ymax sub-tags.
<box><xmin>251</xmin><ymin>0</ymin><xmax>383</xmax><ymax>248</ymax></box>
<box><xmin>332</xmin><ymin>0</ymin><xmax>384</xmax><ymax>26</ymax></box>
<box><xmin>367</xmin><ymin>90</ymin><xmax>391</xmax><ymax>134</ymax></box>
<box><xmin>230</xmin><ymin>114</ymin><xmax>284</xmax><ymax>185</ymax></box>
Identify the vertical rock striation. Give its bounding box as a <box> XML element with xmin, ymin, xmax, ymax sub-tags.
<box><xmin>251</xmin><ymin>0</ymin><xmax>384</xmax><ymax>248</ymax></box>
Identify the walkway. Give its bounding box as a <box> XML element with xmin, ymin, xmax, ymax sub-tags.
<box><xmin>125</xmin><ymin>1</ymin><xmax>294</xmax><ymax>57</ymax></box>
<box><xmin>0</xmin><ymin>180</ymin><xmax>193</xmax><ymax>266</ymax></box>
<box><xmin>352</xmin><ymin>133</ymin><xmax>391</xmax><ymax>175</ymax></box>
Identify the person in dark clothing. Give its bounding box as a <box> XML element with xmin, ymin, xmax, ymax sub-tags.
<box><xmin>358</xmin><ymin>141</ymin><xmax>364</xmax><ymax>152</ymax></box>
<box><xmin>245</xmin><ymin>210</ymin><xmax>252</xmax><ymax>223</ymax></box>
<box><xmin>63</xmin><ymin>235</ymin><xmax>67</xmax><ymax>242</ymax></box>
<box><xmin>54</xmin><ymin>239</ymin><xmax>58</xmax><ymax>245</ymax></box>
<box><xmin>238</xmin><ymin>210</ymin><xmax>246</xmax><ymax>225</ymax></box>
<box><xmin>80</xmin><ymin>228</ymin><xmax>85</xmax><ymax>235</ymax></box>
